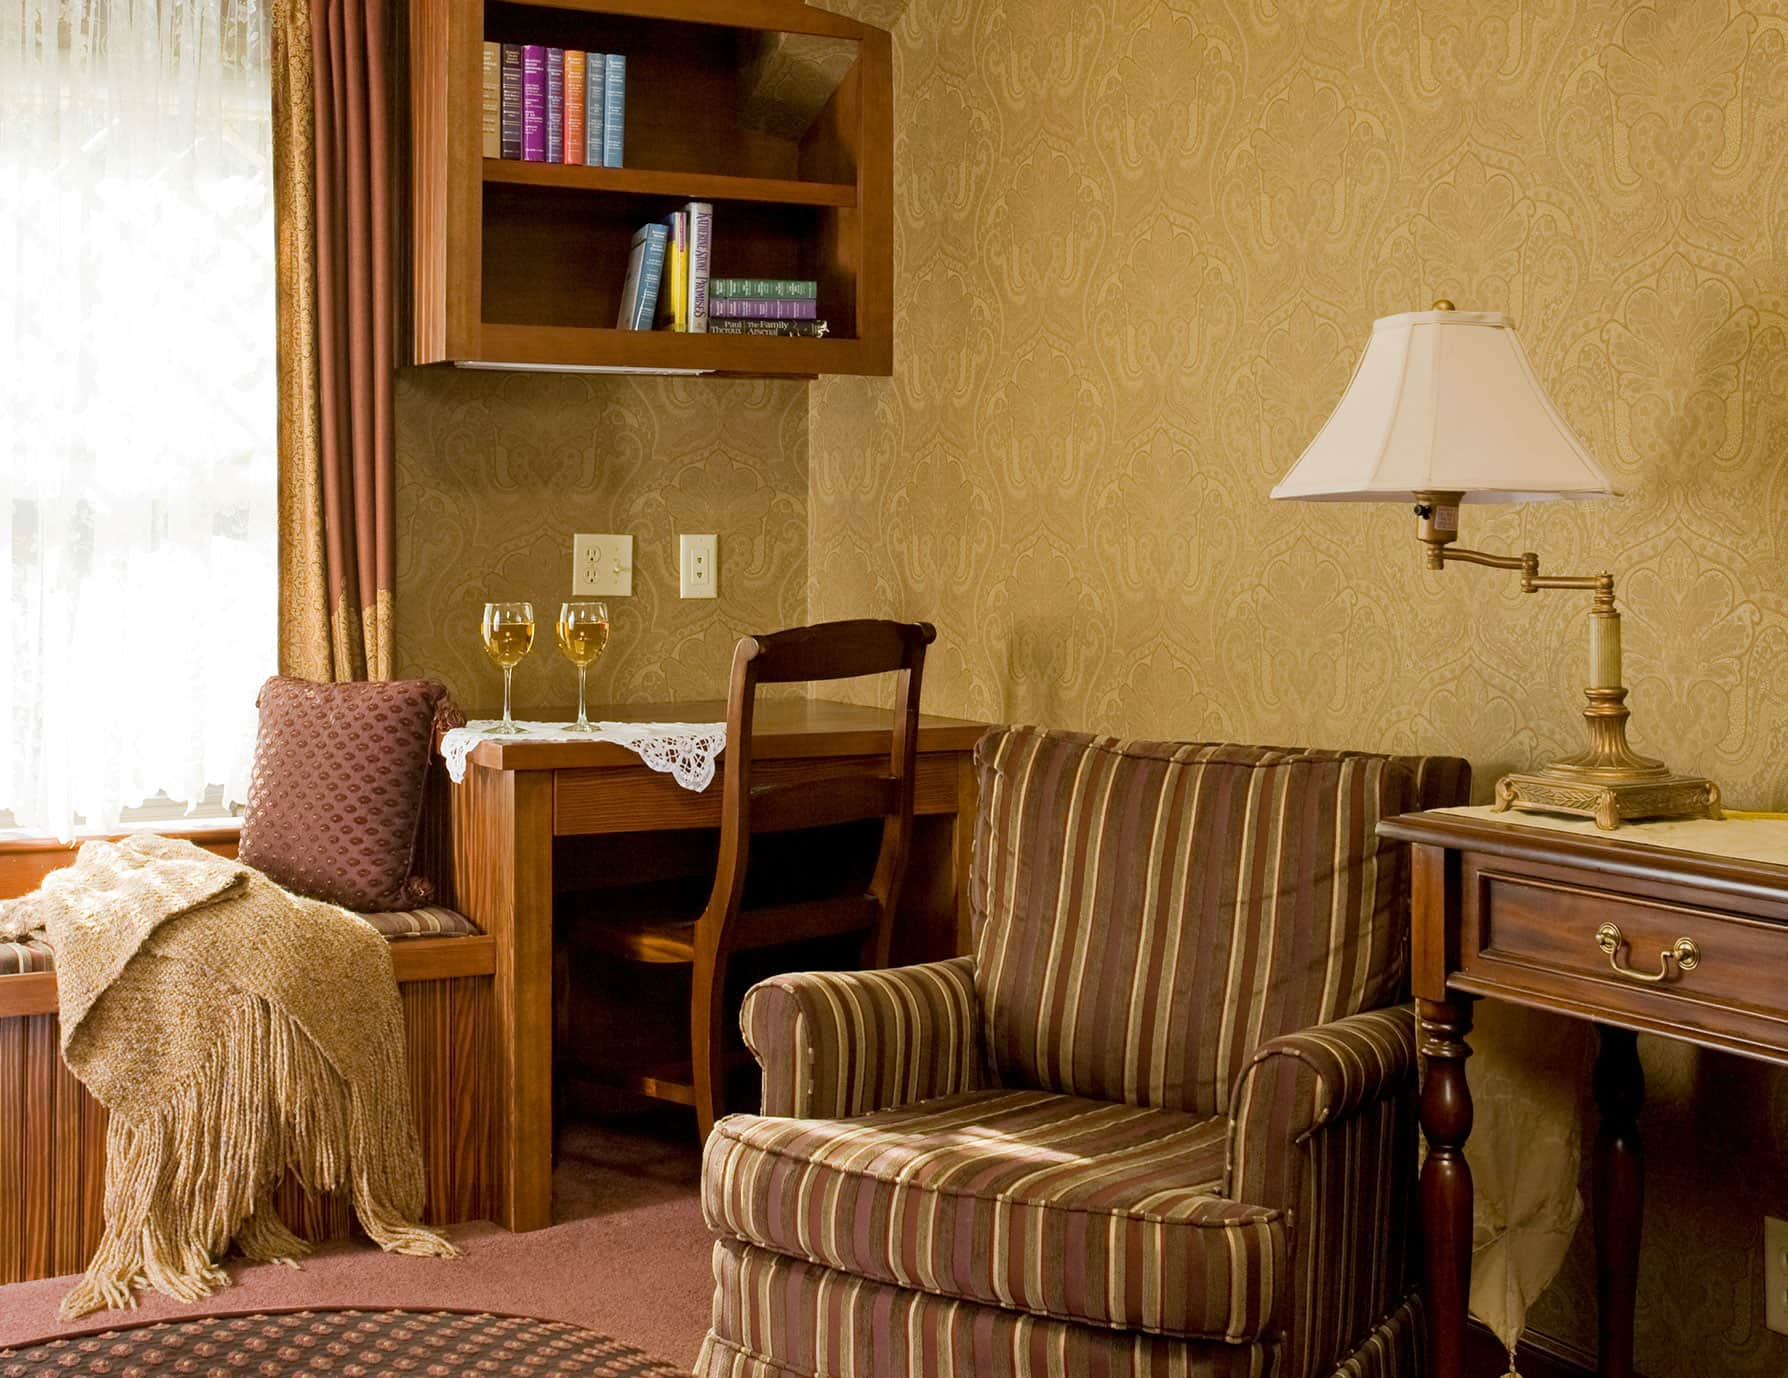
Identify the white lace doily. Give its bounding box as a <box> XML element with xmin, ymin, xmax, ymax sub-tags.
<box><xmin>439</xmin><ymin>720</ymin><xmax>727</xmax><ymax>792</ymax></box>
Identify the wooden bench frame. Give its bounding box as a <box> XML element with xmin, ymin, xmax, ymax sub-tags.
<box><xmin>0</xmin><ymin>810</ymin><xmax>496</xmax><ymax>1286</ymax></box>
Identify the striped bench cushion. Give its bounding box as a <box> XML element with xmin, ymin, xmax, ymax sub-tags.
<box><xmin>0</xmin><ymin>906</ymin><xmax>479</xmax><ymax>976</ymax></box>
<box><xmin>0</xmin><ymin>938</ymin><xmax>55</xmax><ymax>977</ymax></box>
<box><xmin>970</xmin><ymin>729</ymin><xmax>1437</xmax><ymax>1118</ymax></box>
<box><xmin>704</xmin><ymin>1089</ymin><xmax>1286</xmax><ymax>1342</ymax></box>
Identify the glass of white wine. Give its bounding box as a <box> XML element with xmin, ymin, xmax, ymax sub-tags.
<box><xmin>556</xmin><ymin>599</ymin><xmax>610</xmax><ymax>732</ymax></box>
<box><xmin>481</xmin><ymin>601</ymin><xmax>536</xmax><ymax>735</ymax></box>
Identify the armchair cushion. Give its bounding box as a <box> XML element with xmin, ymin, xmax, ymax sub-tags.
<box><xmin>741</xmin><ymin>957</ymin><xmax>982</xmax><ymax>1120</ymax></box>
<box><xmin>970</xmin><ymin>728</ymin><xmax>1444</xmax><ymax>1118</ymax></box>
<box><xmin>704</xmin><ymin>1089</ymin><xmax>1286</xmax><ymax>1341</ymax></box>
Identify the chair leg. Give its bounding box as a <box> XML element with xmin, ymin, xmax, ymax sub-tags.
<box><xmin>551</xmin><ymin>943</ymin><xmax>570</xmax><ymax>1158</ymax></box>
<box><xmin>691</xmin><ymin>952</ymin><xmax>730</xmax><ymax>1141</ymax></box>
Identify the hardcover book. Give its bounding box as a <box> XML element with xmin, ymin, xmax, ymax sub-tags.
<box><xmin>520</xmin><ymin>45</ymin><xmax>546</xmax><ymax>161</ymax></box>
<box><xmin>617</xmin><ymin>221</ymin><xmax>669</xmax><ymax>331</ymax></box>
<box><xmin>480</xmin><ymin>43</ymin><xmax>500</xmax><ymax>158</ymax></box>
<box><xmin>545</xmin><ymin>48</ymin><xmax>564</xmax><ymax>163</ymax></box>
<box><xmin>564</xmin><ymin>51</ymin><xmax>585</xmax><ymax>166</ymax></box>
<box><xmin>658</xmin><ymin>211</ymin><xmax>688</xmax><ymax>331</ymax></box>
<box><xmin>707</xmin><ymin>319</ymin><xmax>830</xmax><ymax>337</ymax></box>
<box><xmin>709</xmin><ymin>278</ymin><xmax>818</xmax><ymax>300</ymax></box>
<box><xmin>685</xmin><ymin>200</ymin><xmax>712</xmax><ymax>333</ymax></box>
<box><xmin>602</xmin><ymin>53</ymin><xmax>626</xmax><ymax>167</ymax></box>
<box><xmin>499</xmin><ymin>44</ymin><xmax>522</xmax><ymax>160</ymax></box>
<box><xmin>710</xmin><ymin>297</ymin><xmax>819</xmax><ymax>320</ymax></box>
<box><xmin>584</xmin><ymin>53</ymin><xmax>605</xmax><ymax>165</ymax></box>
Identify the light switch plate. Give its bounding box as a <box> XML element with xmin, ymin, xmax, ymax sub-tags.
<box><xmin>1768</xmin><ymin>1216</ymin><xmax>1788</xmax><ymax>1335</ymax></box>
<box><xmin>679</xmin><ymin>533</ymin><xmax>717</xmax><ymax>599</ymax></box>
<box><xmin>573</xmin><ymin>534</ymin><xmax>632</xmax><ymax>597</ymax></box>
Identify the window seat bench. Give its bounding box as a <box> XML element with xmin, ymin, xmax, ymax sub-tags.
<box><xmin>0</xmin><ymin>826</ymin><xmax>497</xmax><ymax>1286</ymax></box>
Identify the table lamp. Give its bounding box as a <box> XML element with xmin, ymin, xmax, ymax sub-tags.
<box><xmin>1272</xmin><ymin>301</ymin><xmax>1721</xmax><ymax>830</ymax></box>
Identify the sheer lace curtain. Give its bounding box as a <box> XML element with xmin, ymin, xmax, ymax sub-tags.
<box><xmin>0</xmin><ymin>0</ymin><xmax>276</xmax><ymax>838</ymax></box>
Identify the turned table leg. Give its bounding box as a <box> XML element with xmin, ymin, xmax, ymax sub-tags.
<box><xmin>1593</xmin><ymin>1025</ymin><xmax>1644</xmax><ymax>1378</ymax></box>
<box><xmin>1419</xmin><ymin>996</ymin><xmax>1476</xmax><ymax>1378</ymax></box>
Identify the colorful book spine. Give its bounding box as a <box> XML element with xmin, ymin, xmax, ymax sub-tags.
<box><xmin>499</xmin><ymin>44</ymin><xmax>522</xmax><ymax>160</ymax></box>
<box><xmin>480</xmin><ymin>43</ymin><xmax>501</xmax><ymax>158</ymax></box>
<box><xmin>658</xmin><ymin>211</ymin><xmax>688</xmax><ymax>331</ymax></box>
<box><xmin>564</xmin><ymin>51</ymin><xmax>585</xmax><ymax>166</ymax></box>
<box><xmin>520</xmin><ymin>45</ymin><xmax>546</xmax><ymax>161</ymax></box>
<box><xmin>602</xmin><ymin>53</ymin><xmax>626</xmax><ymax>167</ymax></box>
<box><xmin>545</xmin><ymin>48</ymin><xmax>564</xmax><ymax>163</ymax></box>
<box><xmin>709</xmin><ymin>278</ymin><xmax>818</xmax><ymax>300</ymax></box>
<box><xmin>710</xmin><ymin>297</ymin><xmax>819</xmax><ymax>320</ymax></box>
<box><xmin>616</xmin><ymin>221</ymin><xmax>669</xmax><ymax>330</ymax></box>
<box><xmin>707</xmin><ymin>319</ymin><xmax>831</xmax><ymax>338</ymax></box>
<box><xmin>685</xmin><ymin>200</ymin><xmax>712</xmax><ymax>333</ymax></box>
<box><xmin>584</xmin><ymin>53</ymin><xmax>605</xmax><ymax>165</ymax></box>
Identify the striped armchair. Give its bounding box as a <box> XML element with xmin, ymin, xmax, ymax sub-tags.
<box><xmin>699</xmin><ymin>727</ymin><xmax>1470</xmax><ymax>1378</ymax></box>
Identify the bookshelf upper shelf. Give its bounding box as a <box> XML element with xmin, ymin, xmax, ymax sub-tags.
<box><xmin>482</xmin><ymin>159</ymin><xmax>857</xmax><ymax>208</ymax></box>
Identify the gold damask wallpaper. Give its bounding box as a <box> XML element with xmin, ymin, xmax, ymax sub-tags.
<box><xmin>806</xmin><ymin>1</ymin><xmax>1788</xmax><ymax>1374</ymax></box>
<box><xmin>393</xmin><ymin>369</ymin><xmax>808</xmax><ymax>711</ymax></box>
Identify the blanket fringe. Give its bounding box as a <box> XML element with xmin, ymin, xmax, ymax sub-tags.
<box><xmin>60</xmin><ymin>994</ymin><xmax>457</xmax><ymax>1318</ymax></box>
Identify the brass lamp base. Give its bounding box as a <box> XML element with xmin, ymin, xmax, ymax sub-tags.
<box><xmin>1492</xmin><ymin>686</ymin><xmax>1723</xmax><ymax>830</ymax></box>
<box><xmin>1494</xmin><ymin>768</ymin><xmax>1722</xmax><ymax>831</ymax></box>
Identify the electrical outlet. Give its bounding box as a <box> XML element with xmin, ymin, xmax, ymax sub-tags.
<box><xmin>1768</xmin><ymin>1216</ymin><xmax>1788</xmax><ymax>1335</ymax></box>
<box><xmin>679</xmin><ymin>533</ymin><xmax>717</xmax><ymax>599</ymax></box>
<box><xmin>572</xmin><ymin>534</ymin><xmax>632</xmax><ymax>597</ymax></box>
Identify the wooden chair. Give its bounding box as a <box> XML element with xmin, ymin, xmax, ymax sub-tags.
<box><xmin>558</xmin><ymin>618</ymin><xmax>936</xmax><ymax>1140</ymax></box>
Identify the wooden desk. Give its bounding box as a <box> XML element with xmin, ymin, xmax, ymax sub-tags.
<box><xmin>1379</xmin><ymin>809</ymin><xmax>1788</xmax><ymax>1378</ymax></box>
<box><xmin>447</xmin><ymin>697</ymin><xmax>988</xmax><ymax>1231</ymax></box>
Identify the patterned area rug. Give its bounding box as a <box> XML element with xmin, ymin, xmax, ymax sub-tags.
<box><xmin>0</xmin><ymin>1308</ymin><xmax>691</xmax><ymax>1376</ymax></box>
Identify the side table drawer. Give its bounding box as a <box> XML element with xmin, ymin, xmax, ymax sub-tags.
<box><xmin>1468</xmin><ymin>868</ymin><xmax>1788</xmax><ymax>1035</ymax></box>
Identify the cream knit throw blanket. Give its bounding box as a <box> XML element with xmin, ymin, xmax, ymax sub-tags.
<box><xmin>0</xmin><ymin>834</ymin><xmax>457</xmax><ymax>1317</ymax></box>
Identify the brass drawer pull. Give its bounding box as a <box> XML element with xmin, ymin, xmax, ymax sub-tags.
<box><xmin>1594</xmin><ymin>922</ymin><xmax>1700</xmax><ymax>983</ymax></box>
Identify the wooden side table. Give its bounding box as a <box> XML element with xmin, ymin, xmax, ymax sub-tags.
<box><xmin>1378</xmin><ymin>808</ymin><xmax>1788</xmax><ymax>1378</ymax></box>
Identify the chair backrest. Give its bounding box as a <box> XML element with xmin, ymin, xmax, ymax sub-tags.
<box><xmin>699</xmin><ymin>619</ymin><xmax>936</xmax><ymax>963</ymax></box>
<box><xmin>968</xmin><ymin>727</ymin><xmax>1471</xmax><ymax>1117</ymax></box>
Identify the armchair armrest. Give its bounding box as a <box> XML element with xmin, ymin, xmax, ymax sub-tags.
<box><xmin>1226</xmin><ymin>1003</ymin><xmax>1417</xmax><ymax>1208</ymax></box>
<box><xmin>740</xmin><ymin>957</ymin><xmax>984</xmax><ymax>1120</ymax></box>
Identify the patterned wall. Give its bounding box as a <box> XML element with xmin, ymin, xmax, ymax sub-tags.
<box><xmin>807</xmin><ymin>2</ymin><xmax>1788</xmax><ymax>1374</ymax></box>
<box><xmin>393</xmin><ymin>369</ymin><xmax>808</xmax><ymax>712</ymax></box>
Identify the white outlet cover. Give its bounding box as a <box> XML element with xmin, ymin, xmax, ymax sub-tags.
<box><xmin>679</xmin><ymin>533</ymin><xmax>718</xmax><ymax>599</ymax></box>
<box><xmin>573</xmin><ymin>533</ymin><xmax>632</xmax><ymax>597</ymax></box>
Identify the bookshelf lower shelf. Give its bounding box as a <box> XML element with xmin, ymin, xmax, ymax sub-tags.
<box><xmin>465</xmin><ymin>324</ymin><xmax>888</xmax><ymax>376</ymax></box>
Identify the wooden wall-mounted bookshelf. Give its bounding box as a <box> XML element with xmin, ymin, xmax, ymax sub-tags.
<box><xmin>409</xmin><ymin>0</ymin><xmax>892</xmax><ymax>376</ymax></box>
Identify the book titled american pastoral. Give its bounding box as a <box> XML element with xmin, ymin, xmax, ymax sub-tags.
<box><xmin>564</xmin><ymin>51</ymin><xmax>586</xmax><ymax>166</ymax></box>
<box><xmin>480</xmin><ymin>43</ymin><xmax>500</xmax><ymax>158</ymax></box>
<box><xmin>601</xmin><ymin>53</ymin><xmax>626</xmax><ymax>167</ymax></box>
<box><xmin>545</xmin><ymin>48</ymin><xmax>564</xmax><ymax>163</ymax></box>
<box><xmin>520</xmin><ymin>45</ymin><xmax>546</xmax><ymax>161</ymax></box>
<box><xmin>499</xmin><ymin>44</ymin><xmax>522</xmax><ymax>160</ymax></box>
<box><xmin>685</xmin><ymin>200</ymin><xmax>713</xmax><ymax>332</ymax></box>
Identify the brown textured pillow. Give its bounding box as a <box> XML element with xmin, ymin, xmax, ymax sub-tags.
<box><xmin>238</xmin><ymin>676</ymin><xmax>462</xmax><ymax>912</ymax></box>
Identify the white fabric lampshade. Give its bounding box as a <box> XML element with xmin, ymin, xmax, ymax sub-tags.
<box><xmin>1271</xmin><ymin>309</ymin><xmax>1616</xmax><ymax>503</ymax></box>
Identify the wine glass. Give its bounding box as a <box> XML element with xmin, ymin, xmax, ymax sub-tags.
<box><xmin>481</xmin><ymin>601</ymin><xmax>536</xmax><ymax>735</ymax></box>
<box><xmin>556</xmin><ymin>600</ymin><xmax>610</xmax><ymax>732</ymax></box>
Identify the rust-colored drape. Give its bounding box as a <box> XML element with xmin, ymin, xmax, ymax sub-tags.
<box><xmin>273</xmin><ymin>0</ymin><xmax>396</xmax><ymax>681</ymax></box>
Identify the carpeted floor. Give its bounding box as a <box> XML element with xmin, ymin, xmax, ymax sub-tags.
<box><xmin>0</xmin><ymin>1111</ymin><xmax>715</xmax><ymax>1371</ymax></box>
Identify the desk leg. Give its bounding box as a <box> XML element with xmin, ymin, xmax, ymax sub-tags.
<box><xmin>453</xmin><ymin>766</ymin><xmax>555</xmax><ymax>1232</ymax></box>
<box><xmin>1418</xmin><ymin>996</ymin><xmax>1475</xmax><ymax>1378</ymax></box>
<box><xmin>1593</xmin><ymin>1025</ymin><xmax>1644</xmax><ymax>1378</ymax></box>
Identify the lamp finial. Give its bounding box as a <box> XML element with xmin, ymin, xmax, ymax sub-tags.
<box><xmin>1432</xmin><ymin>298</ymin><xmax>1455</xmax><ymax>311</ymax></box>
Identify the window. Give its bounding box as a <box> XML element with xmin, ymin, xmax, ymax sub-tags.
<box><xmin>1</xmin><ymin>0</ymin><xmax>275</xmax><ymax>839</ymax></box>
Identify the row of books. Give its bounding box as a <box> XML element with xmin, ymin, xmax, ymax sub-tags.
<box><xmin>480</xmin><ymin>42</ymin><xmax>625</xmax><ymax>167</ymax></box>
<box><xmin>616</xmin><ymin>204</ymin><xmax>830</xmax><ymax>337</ymax></box>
